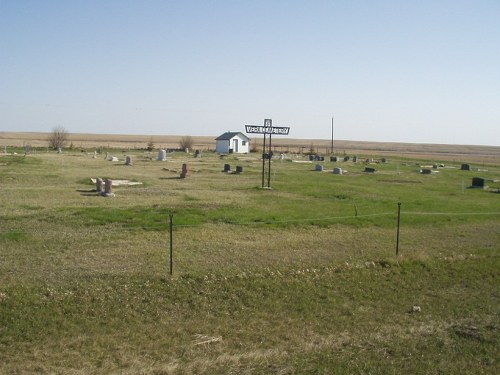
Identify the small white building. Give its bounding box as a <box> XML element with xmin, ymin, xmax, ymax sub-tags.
<box><xmin>215</xmin><ymin>132</ymin><xmax>251</xmax><ymax>154</ymax></box>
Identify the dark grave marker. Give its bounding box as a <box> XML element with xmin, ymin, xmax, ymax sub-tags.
<box><xmin>471</xmin><ymin>177</ymin><xmax>486</xmax><ymax>188</ymax></box>
<box><xmin>180</xmin><ymin>163</ymin><xmax>190</xmax><ymax>178</ymax></box>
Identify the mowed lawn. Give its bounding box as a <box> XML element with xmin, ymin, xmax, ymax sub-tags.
<box><xmin>0</xmin><ymin>148</ymin><xmax>499</xmax><ymax>374</ymax></box>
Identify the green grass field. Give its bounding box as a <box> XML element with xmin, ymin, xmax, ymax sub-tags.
<box><xmin>1</xmin><ymin>148</ymin><xmax>499</xmax><ymax>374</ymax></box>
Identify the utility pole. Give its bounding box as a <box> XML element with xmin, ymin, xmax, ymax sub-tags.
<box><xmin>331</xmin><ymin>116</ymin><xmax>334</xmax><ymax>154</ymax></box>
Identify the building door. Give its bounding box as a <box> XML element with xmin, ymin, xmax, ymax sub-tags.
<box><xmin>233</xmin><ymin>139</ymin><xmax>239</xmax><ymax>153</ymax></box>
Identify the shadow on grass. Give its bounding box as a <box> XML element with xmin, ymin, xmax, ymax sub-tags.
<box><xmin>76</xmin><ymin>189</ymin><xmax>99</xmax><ymax>196</ymax></box>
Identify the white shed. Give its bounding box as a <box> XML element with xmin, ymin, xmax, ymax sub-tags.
<box><xmin>215</xmin><ymin>132</ymin><xmax>251</xmax><ymax>154</ymax></box>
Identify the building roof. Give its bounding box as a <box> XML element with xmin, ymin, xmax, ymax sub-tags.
<box><xmin>215</xmin><ymin>132</ymin><xmax>250</xmax><ymax>141</ymax></box>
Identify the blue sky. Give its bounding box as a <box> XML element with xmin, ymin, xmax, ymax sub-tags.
<box><xmin>1</xmin><ymin>0</ymin><xmax>499</xmax><ymax>145</ymax></box>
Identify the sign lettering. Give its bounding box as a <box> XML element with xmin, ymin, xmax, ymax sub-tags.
<box><xmin>245</xmin><ymin>125</ymin><xmax>290</xmax><ymax>135</ymax></box>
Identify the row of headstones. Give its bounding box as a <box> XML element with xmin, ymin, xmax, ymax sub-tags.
<box><xmin>104</xmin><ymin>153</ymin><xmax>133</xmax><ymax>165</ymax></box>
<box><xmin>421</xmin><ymin>164</ymin><xmax>473</xmax><ymax>174</ymax></box>
<box><xmin>310</xmin><ymin>155</ymin><xmax>387</xmax><ymax>163</ymax></box>
<box><xmin>314</xmin><ymin>166</ymin><xmax>345</xmax><ymax>174</ymax></box>
<box><xmin>332</xmin><ymin>156</ymin><xmax>387</xmax><ymax>163</ymax></box>
<box><xmin>107</xmin><ymin>152</ymin><xmax>190</xmax><ymax>178</ymax></box>
<box><xmin>157</xmin><ymin>149</ymin><xmax>202</xmax><ymax>160</ymax></box>
<box><xmin>315</xmin><ymin>165</ymin><xmax>376</xmax><ymax>174</ymax></box>
<box><xmin>223</xmin><ymin>164</ymin><xmax>243</xmax><ymax>173</ymax></box>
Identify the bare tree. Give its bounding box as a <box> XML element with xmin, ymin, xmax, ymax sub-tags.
<box><xmin>179</xmin><ymin>135</ymin><xmax>194</xmax><ymax>151</ymax></box>
<box><xmin>47</xmin><ymin>126</ymin><xmax>69</xmax><ymax>150</ymax></box>
<box><xmin>147</xmin><ymin>137</ymin><xmax>155</xmax><ymax>151</ymax></box>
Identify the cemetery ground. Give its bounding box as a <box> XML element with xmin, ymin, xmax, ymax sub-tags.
<box><xmin>0</xmin><ymin>145</ymin><xmax>499</xmax><ymax>374</ymax></box>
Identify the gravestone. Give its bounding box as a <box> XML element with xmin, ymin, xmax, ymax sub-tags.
<box><xmin>471</xmin><ymin>177</ymin><xmax>486</xmax><ymax>188</ymax></box>
<box><xmin>194</xmin><ymin>150</ymin><xmax>202</xmax><ymax>158</ymax></box>
<box><xmin>93</xmin><ymin>150</ymin><xmax>97</xmax><ymax>159</ymax></box>
<box><xmin>308</xmin><ymin>155</ymin><xmax>314</xmax><ymax>161</ymax></box>
<box><xmin>236</xmin><ymin>166</ymin><xmax>243</xmax><ymax>173</ymax></box>
<box><xmin>57</xmin><ymin>147</ymin><xmax>62</xmax><ymax>154</ymax></box>
<box><xmin>224</xmin><ymin>164</ymin><xmax>231</xmax><ymax>173</ymax></box>
<box><xmin>343</xmin><ymin>156</ymin><xmax>350</xmax><ymax>162</ymax></box>
<box><xmin>364</xmin><ymin>167</ymin><xmax>376</xmax><ymax>173</ymax></box>
<box><xmin>333</xmin><ymin>167</ymin><xmax>343</xmax><ymax>175</ymax></box>
<box><xmin>180</xmin><ymin>163</ymin><xmax>190</xmax><ymax>178</ymax></box>
<box><xmin>125</xmin><ymin>155</ymin><xmax>133</xmax><ymax>166</ymax></box>
<box><xmin>157</xmin><ymin>149</ymin><xmax>167</xmax><ymax>161</ymax></box>
<box><xmin>102</xmin><ymin>179</ymin><xmax>113</xmax><ymax>197</ymax></box>
<box><xmin>461</xmin><ymin>164</ymin><xmax>471</xmax><ymax>171</ymax></box>
<box><xmin>421</xmin><ymin>169</ymin><xmax>432</xmax><ymax>175</ymax></box>
<box><xmin>353</xmin><ymin>155</ymin><xmax>358</xmax><ymax>162</ymax></box>
<box><xmin>315</xmin><ymin>164</ymin><xmax>324</xmax><ymax>172</ymax></box>
<box><xmin>96</xmin><ymin>177</ymin><xmax>103</xmax><ymax>193</ymax></box>
<box><xmin>380</xmin><ymin>158</ymin><xmax>387</xmax><ymax>163</ymax></box>
<box><xmin>330</xmin><ymin>156</ymin><xmax>338</xmax><ymax>162</ymax></box>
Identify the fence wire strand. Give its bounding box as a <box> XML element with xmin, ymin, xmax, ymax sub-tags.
<box><xmin>1</xmin><ymin>211</ymin><xmax>498</xmax><ymax>235</ymax></box>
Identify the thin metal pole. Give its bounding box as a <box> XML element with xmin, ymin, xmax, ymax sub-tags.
<box><xmin>331</xmin><ymin>116</ymin><xmax>334</xmax><ymax>154</ymax></box>
<box><xmin>396</xmin><ymin>202</ymin><xmax>401</xmax><ymax>256</ymax></box>
<box><xmin>267</xmin><ymin>133</ymin><xmax>272</xmax><ymax>188</ymax></box>
<box><xmin>169</xmin><ymin>211</ymin><xmax>173</xmax><ymax>275</ymax></box>
<box><xmin>261</xmin><ymin>134</ymin><xmax>267</xmax><ymax>188</ymax></box>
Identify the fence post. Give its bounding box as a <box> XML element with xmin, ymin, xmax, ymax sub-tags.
<box><xmin>396</xmin><ymin>202</ymin><xmax>401</xmax><ymax>256</ymax></box>
<box><xmin>169</xmin><ymin>211</ymin><xmax>174</xmax><ymax>275</ymax></box>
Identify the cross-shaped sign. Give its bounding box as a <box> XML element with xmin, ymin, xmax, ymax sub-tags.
<box><xmin>244</xmin><ymin>119</ymin><xmax>291</xmax><ymax>189</ymax></box>
<box><xmin>245</xmin><ymin>119</ymin><xmax>290</xmax><ymax>135</ymax></box>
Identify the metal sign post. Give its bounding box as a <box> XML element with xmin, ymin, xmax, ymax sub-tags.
<box><xmin>245</xmin><ymin>119</ymin><xmax>290</xmax><ymax>189</ymax></box>
<box><xmin>169</xmin><ymin>211</ymin><xmax>174</xmax><ymax>275</ymax></box>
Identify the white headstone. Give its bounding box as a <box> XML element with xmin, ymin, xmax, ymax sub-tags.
<box><xmin>157</xmin><ymin>149</ymin><xmax>167</xmax><ymax>161</ymax></box>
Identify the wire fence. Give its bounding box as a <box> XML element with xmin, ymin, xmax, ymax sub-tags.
<box><xmin>1</xmin><ymin>214</ymin><xmax>499</xmax><ymax>279</ymax></box>
<box><xmin>1</xmin><ymin>210</ymin><xmax>499</xmax><ymax>234</ymax></box>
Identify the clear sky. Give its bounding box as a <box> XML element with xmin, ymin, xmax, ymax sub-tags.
<box><xmin>1</xmin><ymin>0</ymin><xmax>499</xmax><ymax>145</ymax></box>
